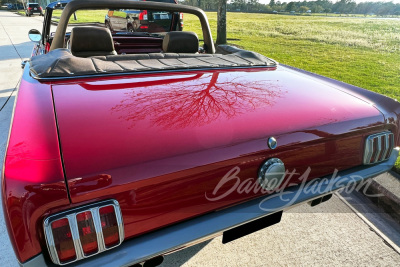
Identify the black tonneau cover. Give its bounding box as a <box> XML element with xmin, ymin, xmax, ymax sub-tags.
<box><xmin>29</xmin><ymin>45</ymin><xmax>277</xmax><ymax>79</ymax></box>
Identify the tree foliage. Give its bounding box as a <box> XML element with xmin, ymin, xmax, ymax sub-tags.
<box><xmin>179</xmin><ymin>0</ymin><xmax>400</xmax><ymax>16</ymax></box>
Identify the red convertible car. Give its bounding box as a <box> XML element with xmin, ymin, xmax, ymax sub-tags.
<box><xmin>3</xmin><ymin>0</ymin><xmax>400</xmax><ymax>266</ymax></box>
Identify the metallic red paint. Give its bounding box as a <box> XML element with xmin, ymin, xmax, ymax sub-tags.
<box><xmin>2</xmin><ymin>68</ymin><xmax>69</xmax><ymax>263</ymax></box>
<box><xmin>50</xmin><ymin>66</ymin><xmax>389</xmax><ymax>241</ymax></box>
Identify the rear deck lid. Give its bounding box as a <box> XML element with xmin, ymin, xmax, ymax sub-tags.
<box><xmin>52</xmin><ymin>67</ymin><xmax>383</xmax><ymax>180</ymax></box>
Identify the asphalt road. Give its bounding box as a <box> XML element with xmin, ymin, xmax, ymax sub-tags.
<box><xmin>0</xmin><ymin>10</ymin><xmax>399</xmax><ymax>267</ymax></box>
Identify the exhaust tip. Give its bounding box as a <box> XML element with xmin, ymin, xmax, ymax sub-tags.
<box><xmin>308</xmin><ymin>194</ymin><xmax>332</xmax><ymax>207</ymax></box>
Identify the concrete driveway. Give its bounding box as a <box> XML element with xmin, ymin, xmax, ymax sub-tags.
<box><xmin>0</xmin><ymin>10</ymin><xmax>399</xmax><ymax>267</ymax></box>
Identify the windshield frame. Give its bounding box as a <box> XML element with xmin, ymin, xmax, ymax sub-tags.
<box><xmin>49</xmin><ymin>0</ymin><xmax>215</xmax><ymax>53</ymax></box>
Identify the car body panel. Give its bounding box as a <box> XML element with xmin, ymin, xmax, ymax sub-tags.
<box><xmin>1</xmin><ymin>67</ymin><xmax>69</xmax><ymax>263</ymax></box>
<box><xmin>51</xmin><ymin>66</ymin><xmax>388</xmax><ymax>240</ymax></box>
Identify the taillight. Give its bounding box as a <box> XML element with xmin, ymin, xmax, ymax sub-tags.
<box><xmin>100</xmin><ymin>206</ymin><xmax>120</xmax><ymax>247</ymax></box>
<box><xmin>45</xmin><ymin>42</ymin><xmax>50</xmax><ymax>53</ymax></box>
<box><xmin>140</xmin><ymin>25</ymin><xmax>149</xmax><ymax>29</ymax></box>
<box><xmin>51</xmin><ymin>219</ymin><xmax>76</xmax><ymax>262</ymax></box>
<box><xmin>139</xmin><ymin>10</ymin><xmax>147</xmax><ymax>20</ymax></box>
<box><xmin>179</xmin><ymin>12</ymin><xmax>183</xmax><ymax>20</ymax></box>
<box><xmin>28</xmin><ymin>7</ymin><xmax>32</xmax><ymax>10</ymax></box>
<box><xmin>44</xmin><ymin>200</ymin><xmax>124</xmax><ymax>265</ymax></box>
<box><xmin>364</xmin><ymin>131</ymin><xmax>394</xmax><ymax>164</ymax></box>
<box><xmin>76</xmin><ymin>211</ymin><xmax>98</xmax><ymax>255</ymax></box>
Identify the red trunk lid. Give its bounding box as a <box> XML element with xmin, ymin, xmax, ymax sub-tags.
<box><xmin>52</xmin><ymin>66</ymin><xmax>384</xmax><ymax>238</ymax></box>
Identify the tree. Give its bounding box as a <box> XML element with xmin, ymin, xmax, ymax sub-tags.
<box><xmin>111</xmin><ymin>73</ymin><xmax>284</xmax><ymax>130</ymax></box>
<box><xmin>324</xmin><ymin>8</ymin><xmax>331</xmax><ymax>16</ymax></box>
<box><xmin>312</xmin><ymin>5</ymin><xmax>324</xmax><ymax>13</ymax></box>
<box><xmin>216</xmin><ymin>0</ymin><xmax>227</xmax><ymax>45</ymax></box>
<box><xmin>299</xmin><ymin>6</ymin><xmax>309</xmax><ymax>13</ymax></box>
<box><xmin>269</xmin><ymin>0</ymin><xmax>275</xmax><ymax>8</ymax></box>
<box><xmin>286</xmin><ymin>2</ymin><xmax>296</xmax><ymax>12</ymax></box>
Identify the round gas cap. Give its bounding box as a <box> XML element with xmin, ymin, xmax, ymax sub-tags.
<box><xmin>258</xmin><ymin>158</ymin><xmax>285</xmax><ymax>190</ymax></box>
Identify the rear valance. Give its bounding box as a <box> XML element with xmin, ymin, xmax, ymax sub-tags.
<box><xmin>29</xmin><ymin>45</ymin><xmax>277</xmax><ymax>80</ymax></box>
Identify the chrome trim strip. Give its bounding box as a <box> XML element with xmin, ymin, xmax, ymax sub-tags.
<box><xmin>67</xmin><ymin>214</ymin><xmax>84</xmax><ymax>260</ymax></box>
<box><xmin>111</xmin><ymin>200</ymin><xmax>125</xmax><ymax>245</ymax></box>
<box><xmin>388</xmin><ymin>134</ymin><xmax>394</xmax><ymax>160</ymax></box>
<box><xmin>380</xmin><ymin>134</ymin><xmax>389</xmax><ymax>161</ymax></box>
<box><xmin>25</xmin><ymin>148</ymin><xmax>399</xmax><ymax>267</ymax></box>
<box><xmin>364</xmin><ymin>137</ymin><xmax>373</xmax><ymax>163</ymax></box>
<box><xmin>374</xmin><ymin>137</ymin><xmax>381</xmax><ymax>163</ymax></box>
<box><xmin>90</xmin><ymin>208</ymin><xmax>106</xmax><ymax>251</ymax></box>
<box><xmin>43</xmin><ymin>219</ymin><xmax>61</xmax><ymax>265</ymax></box>
<box><xmin>43</xmin><ymin>199</ymin><xmax>124</xmax><ymax>265</ymax></box>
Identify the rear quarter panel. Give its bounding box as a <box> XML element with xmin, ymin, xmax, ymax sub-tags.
<box><xmin>1</xmin><ymin>66</ymin><xmax>69</xmax><ymax>263</ymax></box>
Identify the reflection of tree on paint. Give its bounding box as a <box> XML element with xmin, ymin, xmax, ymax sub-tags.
<box><xmin>111</xmin><ymin>72</ymin><xmax>285</xmax><ymax>130</ymax></box>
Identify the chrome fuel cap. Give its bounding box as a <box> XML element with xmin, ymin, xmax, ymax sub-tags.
<box><xmin>258</xmin><ymin>158</ymin><xmax>285</xmax><ymax>190</ymax></box>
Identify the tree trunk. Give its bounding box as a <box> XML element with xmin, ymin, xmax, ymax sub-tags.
<box><xmin>216</xmin><ymin>0</ymin><xmax>227</xmax><ymax>45</ymax></box>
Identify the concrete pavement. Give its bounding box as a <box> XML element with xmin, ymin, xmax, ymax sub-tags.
<box><xmin>0</xmin><ymin>9</ymin><xmax>399</xmax><ymax>267</ymax></box>
<box><xmin>0</xmin><ymin>9</ymin><xmax>43</xmax><ymax>267</ymax></box>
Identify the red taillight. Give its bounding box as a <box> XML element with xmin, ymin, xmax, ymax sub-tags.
<box><xmin>140</xmin><ymin>25</ymin><xmax>149</xmax><ymax>29</ymax></box>
<box><xmin>28</xmin><ymin>7</ymin><xmax>32</xmax><ymax>10</ymax></box>
<box><xmin>139</xmin><ymin>10</ymin><xmax>147</xmax><ymax>20</ymax></box>
<box><xmin>99</xmin><ymin>206</ymin><xmax>120</xmax><ymax>247</ymax></box>
<box><xmin>76</xmin><ymin>211</ymin><xmax>98</xmax><ymax>255</ymax></box>
<box><xmin>44</xmin><ymin>200</ymin><xmax>123</xmax><ymax>265</ymax></box>
<box><xmin>45</xmin><ymin>42</ymin><xmax>50</xmax><ymax>53</ymax></box>
<box><xmin>179</xmin><ymin>12</ymin><xmax>183</xmax><ymax>20</ymax></box>
<box><xmin>51</xmin><ymin>218</ymin><xmax>76</xmax><ymax>263</ymax></box>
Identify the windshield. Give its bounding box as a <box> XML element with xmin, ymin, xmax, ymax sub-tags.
<box><xmin>106</xmin><ymin>9</ymin><xmax>178</xmax><ymax>34</ymax></box>
<box><xmin>48</xmin><ymin>0</ymin><xmax>182</xmax><ymax>35</ymax></box>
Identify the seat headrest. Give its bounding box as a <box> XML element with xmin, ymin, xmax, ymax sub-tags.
<box><xmin>70</xmin><ymin>27</ymin><xmax>117</xmax><ymax>57</ymax></box>
<box><xmin>162</xmin><ymin>31</ymin><xmax>199</xmax><ymax>53</ymax></box>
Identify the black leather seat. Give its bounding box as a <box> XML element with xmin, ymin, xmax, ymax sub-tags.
<box><xmin>162</xmin><ymin>31</ymin><xmax>199</xmax><ymax>53</ymax></box>
<box><xmin>70</xmin><ymin>26</ymin><xmax>117</xmax><ymax>57</ymax></box>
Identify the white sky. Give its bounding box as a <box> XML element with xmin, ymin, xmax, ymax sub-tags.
<box><xmin>259</xmin><ymin>0</ymin><xmax>400</xmax><ymax>4</ymax></box>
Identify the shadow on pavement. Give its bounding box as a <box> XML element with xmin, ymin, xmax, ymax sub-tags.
<box><xmin>0</xmin><ymin>42</ymin><xmax>32</xmax><ymax>61</ymax></box>
<box><xmin>161</xmin><ymin>240</ymin><xmax>212</xmax><ymax>266</ymax></box>
<box><xmin>0</xmin><ymin>88</ymin><xmax>16</xmax><ymax>112</ymax></box>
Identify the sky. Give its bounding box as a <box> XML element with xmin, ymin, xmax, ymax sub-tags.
<box><xmin>259</xmin><ymin>0</ymin><xmax>400</xmax><ymax>4</ymax></box>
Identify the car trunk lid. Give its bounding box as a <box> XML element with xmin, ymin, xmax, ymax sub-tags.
<box><xmin>52</xmin><ymin>66</ymin><xmax>385</xmax><ymax>238</ymax></box>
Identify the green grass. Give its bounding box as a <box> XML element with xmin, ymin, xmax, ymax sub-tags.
<box><xmin>52</xmin><ymin>9</ymin><xmax>107</xmax><ymax>24</ymax></box>
<box><xmin>185</xmin><ymin>12</ymin><xmax>400</xmax><ymax>99</ymax></box>
<box><xmin>184</xmin><ymin>12</ymin><xmax>400</xmax><ymax>170</ymax></box>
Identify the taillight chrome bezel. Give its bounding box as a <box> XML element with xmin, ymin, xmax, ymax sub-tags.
<box><xmin>364</xmin><ymin>131</ymin><xmax>394</xmax><ymax>165</ymax></box>
<box><xmin>43</xmin><ymin>199</ymin><xmax>124</xmax><ymax>265</ymax></box>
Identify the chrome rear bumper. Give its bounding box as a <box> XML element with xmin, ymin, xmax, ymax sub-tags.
<box><xmin>21</xmin><ymin>147</ymin><xmax>400</xmax><ymax>267</ymax></box>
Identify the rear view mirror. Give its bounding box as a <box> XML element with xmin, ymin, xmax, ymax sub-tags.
<box><xmin>28</xmin><ymin>29</ymin><xmax>41</xmax><ymax>43</ymax></box>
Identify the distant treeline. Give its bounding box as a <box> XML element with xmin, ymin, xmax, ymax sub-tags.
<box><xmin>179</xmin><ymin>0</ymin><xmax>400</xmax><ymax>16</ymax></box>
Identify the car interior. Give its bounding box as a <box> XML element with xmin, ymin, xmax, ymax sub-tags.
<box><xmin>31</xmin><ymin>2</ymin><xmax>278</xmax><ymax>79</ymax></box>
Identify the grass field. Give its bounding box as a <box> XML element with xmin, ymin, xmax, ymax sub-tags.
<box><xmin>14</xmin><ymin>9</ymin><xmax>400</xmax><ymax>170</ymax></box>
<box><xmin>186</xmin><ymin>13</ymin><xmax>400</xmax><ymax>98</ymax></box>
<box><xmin>186</xmin><ymin>13</ymin><xmax>400</xmax><ymax>170</ymax></box>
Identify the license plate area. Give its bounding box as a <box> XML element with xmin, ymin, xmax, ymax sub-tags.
<box><xmin>222</xmin><ymin>211</ymin><xmax>282</xmax><ymax>244</ymax></box>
